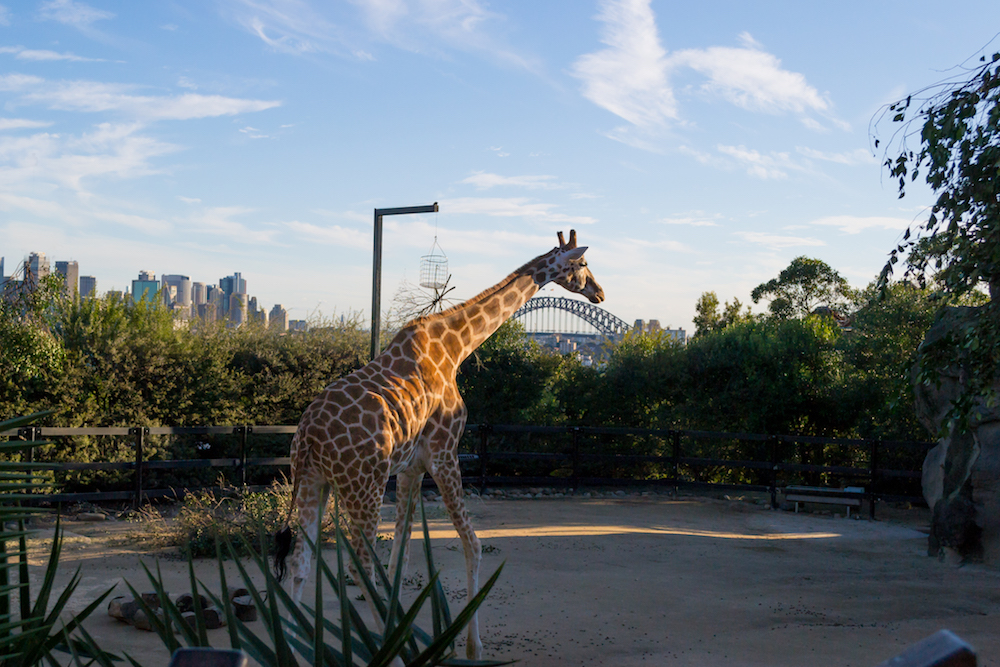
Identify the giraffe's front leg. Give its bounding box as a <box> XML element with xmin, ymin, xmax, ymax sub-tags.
<box><xmin>429</xmin><ymin>454</ymin><xmax>483</xmax><ymax>660</ymax></box>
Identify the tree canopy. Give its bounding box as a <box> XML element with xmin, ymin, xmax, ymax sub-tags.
<box><xmin>750</xmin><ymin>256</ymin><xmax>852</xmax><ymax>319</ymax></box>
<box><xmin>875</xmin><ymin>49</ymin><xmax>1000</xmax><ymax>421</ymax></box>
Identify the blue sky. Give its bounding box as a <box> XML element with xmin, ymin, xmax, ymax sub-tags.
<box><xmin>2</xmin><ymin>1</ymin><xmax>999</xmax><ymax>332</ymax></box>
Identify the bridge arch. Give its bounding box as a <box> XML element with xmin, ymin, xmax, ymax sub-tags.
<box><xmin>512</xmin><ymin>296</ymin><xmax>631</xmax><ymax>338</ymax></box>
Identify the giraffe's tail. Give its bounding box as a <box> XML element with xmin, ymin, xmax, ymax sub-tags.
<box><xmin>273</xmin><ymin>524</ymin><xmax>293</xmax><ymax>582</ymax></box>
<box><xmin>274</xmin><ymin>431</ymin><xmax>305</xmax><ymax>582</ymax></box>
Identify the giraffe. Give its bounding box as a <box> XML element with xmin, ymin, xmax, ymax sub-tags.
<box><xmin>274</xmin><ymin>229</ymin><xmax>604</xmax><ymax>660</ymax></box>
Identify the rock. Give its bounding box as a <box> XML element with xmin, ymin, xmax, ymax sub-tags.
<box><xmin>181</xmin><ymin>611</ymin><xmax>198</xmax><ymax>631</ymax></box>
<box><xmin>130</xmin><ymin>608</ymin><xmax>157</xmax><ymax>631</ymax></box>
<box><xmin>232</xmin><ymin>595</ymin><xmax>257</xmax><ymax>622</ymax></box>
<box><xmin>108</xmin><ymin>596</ymin><xmax>127</xmax><ymax>621</ymax></box>
<box><xmin>77</xmin><ymin>512</ymin><xmax>106</xmax><ymax>522</ymax></box>
<box><xmin>915</xmin><ymin>306</ymin><xmax>1000</xmax><ymax>565</ymax></box>
<box><xmin>176</xmin><ymin>593</ymin><xmax>209</xmax><ymax>613</ymax></box>
<box><xmin>118</xmin><ymin>599</ymin><xmax>142</xmax><ymax>623</ymax></box>
<box><xmin>202</xmin><ymin>605</ymin><xmax>226</xmax><ymax>629</ymax></box>
<box><xmin>141</xmin><ymin>592</ymin><xmax>160</xmax><ymax>608</ymax></box>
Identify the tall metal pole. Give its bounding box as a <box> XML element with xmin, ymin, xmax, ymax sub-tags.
<box><xmin>371</xmin><ymin>203</ymin><xmax>439</xmax><ymax>360</ymax></box>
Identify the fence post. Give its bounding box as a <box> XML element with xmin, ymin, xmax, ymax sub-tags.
<box><xmin>478</xmin><ymin>423</ymin><xmax>491</xmax><ymax>495</ymax></box>
<box><xmin>17</xmin><ymin>427</ymin><xmax>40</xmax><ymax>494</ymax></box>
<box><xmin>770</xmin><ymin>437</ymin><xmax>779</xmax><ymax>509</ymax></box>
<box><xmin>130</xmin><ymin>427</ymin><xmax>147</xmax><ymax>508</ymax></box>
<box><xmin>17</xmin><ymin>426</ymin><xmax>40</xmax><ymax>463</ymax></box>
<box><xmin>571</xmin><ymin>427</ymin><xmax>581</xmax><ymax>494</ymax></box>
<box><xmin>234</xmin><ymin>425</ymin><xmax>252</xmax><ymax>486</ymax></box>
<box><xmin>671</xmin><ymin>430</ymin><xmax>681</xmax><ymax>496</ymax></box>
<box><xmin>869</xmin><ymin>440</ymin><xmax>879</xmax><ymax>520</ymax></box>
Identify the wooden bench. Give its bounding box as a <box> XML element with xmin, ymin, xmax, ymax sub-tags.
<box><xmin>783</xmin><ymin>485</ymin><xmax>865</xmax><ymax>518</ymax></box>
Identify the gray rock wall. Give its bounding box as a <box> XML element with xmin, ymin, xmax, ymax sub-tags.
<box><xmin>915</xmin><ymin>307</ymin><xmax>999</xmax><ymax>565</ymax></box>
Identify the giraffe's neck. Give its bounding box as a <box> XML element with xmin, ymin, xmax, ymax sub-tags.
<box><xmin>411</xmin><ymin>252</ymin><xmax>554</xmax><ymax>373</ymax></box>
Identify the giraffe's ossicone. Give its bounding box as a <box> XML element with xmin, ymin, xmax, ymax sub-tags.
<box><xmin>274</xmin><ymin>229</ymin><xmax>603</xmax><ymax>660</ymax></box>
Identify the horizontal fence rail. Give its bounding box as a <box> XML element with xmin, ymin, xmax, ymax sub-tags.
<box><xmin>1</xmin><ymin>423</ymin><xmax>934</xmax><ymax>519</ymax></box>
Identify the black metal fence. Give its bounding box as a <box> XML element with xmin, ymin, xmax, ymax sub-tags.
<box><xmin>1</xmin><ymin>423</ymin><xmax>934</xmax><ymax>519</ymax></box>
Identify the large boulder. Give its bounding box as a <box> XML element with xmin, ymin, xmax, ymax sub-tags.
<box><xmin>915</xmin><ymin>306</ymin><xmax>1000</xmax><ymax>565</ymax></box>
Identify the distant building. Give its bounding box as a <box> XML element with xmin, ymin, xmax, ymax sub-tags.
<box><xmin>219</xmin><ymin>272</ymin><xmax>246</xmax><ymax>319</ymax></box>
<box><xmin>192</xmin><ymin>282</ymin><xmax>206</xmax><ymax>306</ymax></box>
<box><xmin>161</xmin><ymin>274</ymin><xmax>192</xmax><ymax>308</ymax></box>
<box><xmin>634</xmin><ymin>319</ymin><xmax>686</xmax><ymax>344</ymax></box>
<box><xmin>248</xmin><ymin>296</ymin><xmax>268</xmax><ymax>326</ymax></box>
<box><xmin>289</xmin><ymin>319</ymin><xmax>309</xmax><ymax>332</ymax></box>
<box><xmin>131</xmin><ymin>271</ymin><xmax>159</xmax><ymax>304</ymax></box>
<box><xmin>79</xmin><ymin>276</ymin><xmax>97</xmax><ymax>298</ymax></box>
<box><xmin>27</xmin><ymin>252</ymin><xmax>50</xmax><ymax>280</ymax></box>
<box><xmin>269</xmin><ymin>304</ymin><xmax>289</xmax><ymax>331</ymax></box>
<box><xmin>228</xmin><ymin>293</ymin><xmax>247</xmax><ymax>325</ymax></box>
<box><xmin>55</xmin><ymin>260</ymin><xmax>79</xmax><ymax>297</ymax></box>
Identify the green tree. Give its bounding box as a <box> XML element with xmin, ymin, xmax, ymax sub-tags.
<box><xmin>751</xmin><ymin>256</ymin><xmax>852</xmax><ymax>319</ymax></box>
<box><xmin>680</xmin><ymin>317</ymin><xmax>846</xmax><ymax>435</ymax></box>
<box><xmin>876</xmin><ymin>50</ymin><xmax>1000</xmax><ymax>421</ymax></box>
<box><xmin>692</xmin><ymin>291</ymin><xmax>752</xmax><ymax>337</ymax></box>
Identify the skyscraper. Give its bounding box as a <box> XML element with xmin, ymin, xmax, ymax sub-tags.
<box><xmin>269</xmin><ymin>304</ymin><xmax>289</xmax><ymax>331</ymax></box>
<box><xmin>192</xmin><ymin>282</ymin><xmax>206</xmax><ymax>306</ymax></box>
<box><xmin>161</xmin><ymin>274</ymin><xmax>192</xmax><ymax>307</ymax></box>
<box><xmin>79</xmin><ymin>276</ymin><xmax>97</xmax><ymax>298</ymax></box>
<box><xmin>55</xmin><ymin>260</ymin><xmax>79</xmax><ymax>297</ymax></box>
<box><xmin>131</xmin><ymin>271</ymin><xmax>159</xmax><ymax>303</ymax></box>
<box><xmin>219</xmin><ymin>272</ymin><xmax>247</xmax><ymax>321</ymax></box>
<box><xmin>27</xmin><ymin>252</ymin><xmax>50</xmax><ymax>280</ymax></box>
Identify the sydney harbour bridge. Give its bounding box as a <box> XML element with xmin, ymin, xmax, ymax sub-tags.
<box><xmin>512</xmin><ymin>296</ymin><xmax>631</xmax><ymax>338</ymax></box>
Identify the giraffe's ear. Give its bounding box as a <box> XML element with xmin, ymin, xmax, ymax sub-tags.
<box><xmin>564</xmin><ymin>247</ymin><xmax>587</xmax><ymax>261</ymax></box>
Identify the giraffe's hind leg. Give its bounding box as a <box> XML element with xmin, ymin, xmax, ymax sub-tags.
<box><xmin>388</xmin><ymin>466</ymin><xmax>424</xmax><ymax>582</ymax></box>
<box><xmin>288</xmin><ymin>468</ymin><xmax>330</xmax><ymax>602</ymax></box>
<box><xmin>336</xmin><ymin>475</ymin><xmax>393</xmax><ymax>628</ymax></box>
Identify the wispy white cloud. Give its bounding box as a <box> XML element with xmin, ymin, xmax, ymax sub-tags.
<box><xmin>189</xmin><ymin>205</ymin><xmax>279</xmax><ymax>245</ymax></box>
<box><xmin>573</xmin><ymin>4</ymin><xmax>836</xmax><ymax>137</ymax></box>
<box><xmin>0</xmin><ymin>74</ymin><xmax>281</xmax><ymax>121</ymax></box>
<box><xmin>461</xmin><ymin>172</ymin><xmax>561</xmax><ymax>190</ymax></box>
<box><xmin>37</xmin><ymin>0</ymin><xmax>114</xmax><ymax>27</ymax></box>
<box><xmin>796</xmin><ymin>146</ymin><xmax>875</xmax><ymax>166</ymax></box>
<box><xmin>670</xmin><ymin>32</ymin><xmax>828</xmax><ymax>115</ymax></box>
<box><xmin>221</xmin><ymin>0</ymin><xmax>531</xmax><ymax>68</ymax></box>
<box><xmin>0</xmin><ymin>123</ymin><xmax>177</xmax><ymax>191</ymax></box>
<box><xmin>443</xmin><ymin>197</ymin><xmax>598</xmax><ymax>225</ymax></box>
<box><xmin>284</xmin><ymin>220</ymin><xmax>369</xmax><ymax>248</ymax></box>
<box><xmin>810</xmin><ymin>215</ymin><xmax>910</xmax><ymax>234</ymax></box>
<box><xmin>571</xmin><ymin>0</ymin><xmax>677</xmax><ymax>129</ymax></box>
<box><xmin>239</xmin><ymin>125</ymin><xmax>269</xmax><ymax>138</ymax></box>
<box><xmin>734</xmin><ymin>231</ymin><xmax>825</xmax><ymax>249</ymax></box>
<box><xmin>0</xmin><ymin>118</ymin><xmax>53</xmax><ymax>131</ymax></box>
<box><xmin>0</xmin><ymin>5</ymin><xmax>10</xmax><ymax>26</ymax></box>
<box><xmin>717</xmin><ymin>144</ymin><xmax>799</xmax><ymax>179</ymax></box>
<box><xmin>657</xmin><ymin>211</ymin><xmax>721</xmax><ymax>227</ymax></box>
<box><xmin>0</xmin><ymin>45</ymin><xmax>106</xmax><ymax>62</ymax></box>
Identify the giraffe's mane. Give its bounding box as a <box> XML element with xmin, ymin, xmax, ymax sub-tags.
<box><xmin>403</xmin><ymin>247</ymin><xmax>556</xmax><ymax>329</ymax></box>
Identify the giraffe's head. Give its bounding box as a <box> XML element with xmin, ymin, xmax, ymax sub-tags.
<box><xmin>548</xmin><ymin>230</ymin><xmax>605</xmax><ymax>304</ymax></box>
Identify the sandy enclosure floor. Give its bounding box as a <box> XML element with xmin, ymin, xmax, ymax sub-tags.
<box><xmin>27</xmin><ymin>494</ymin><xmax>1000</xmax><ymax>667</ymax></box>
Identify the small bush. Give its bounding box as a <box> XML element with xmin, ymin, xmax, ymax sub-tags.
<box><xmin>130</xmin><ymin>478</ymin><xmax>348</xmax><ymax>558</ymax></box>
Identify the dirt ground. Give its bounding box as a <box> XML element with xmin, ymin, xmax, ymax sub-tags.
<box><xmin>28</xmin><ymin>492</ymin><xmax>1000</xmax><ymax>667</ymax></box>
